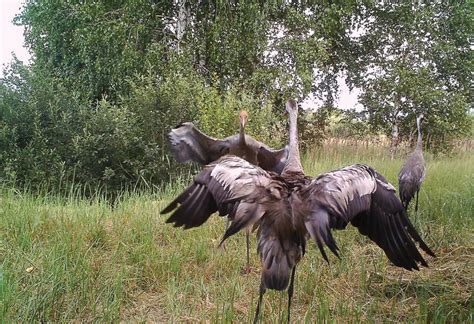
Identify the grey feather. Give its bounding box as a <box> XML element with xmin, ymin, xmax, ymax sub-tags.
<box><xmin>168</xmin><ymin>122</ymin><xmax>230</xmax><ymax>165</ymax></box>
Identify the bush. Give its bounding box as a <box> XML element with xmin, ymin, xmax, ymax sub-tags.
<box><xmin>0</xmin><ymin>59</ymin><xmax>286</xmax><ymax>196</ymax></box>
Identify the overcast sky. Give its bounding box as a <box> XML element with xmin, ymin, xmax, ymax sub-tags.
<box><xmin>0</xmin><ymin>0</ymin><xmax>360</xmax><ymax>110</ymax></box>
<box><xmin>0</xmin><ymin>0</ymin><xmax>30</xmax><ymax>74</ymax></box>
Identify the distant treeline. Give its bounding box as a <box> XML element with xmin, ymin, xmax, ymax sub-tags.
<box><xmin>0</xmin><ymin>1</ymin><xmax>471</xmax><ymax>194</ymax></box>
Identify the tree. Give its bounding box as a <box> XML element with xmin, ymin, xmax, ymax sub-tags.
<box><xmin>16</xmin><ymin>0</ymin><xmax>174</xmax><ymax>103</ymax></box>
<box><xmin>3</xmin><ymin>0</ymin><xmax>471</xmax><ymax>194</ymax></box>
<box><xmin>350</xmin><ymin>1</ymin><xmax>472</xmax><ymax>153</ymax></box>
<box><xmin>131</xmin><ymin>1</ymin><xmax>362</xmax><ymax>107</ymax></box>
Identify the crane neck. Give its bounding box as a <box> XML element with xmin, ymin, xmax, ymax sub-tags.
<box><xmin>239</xmin><ymin>121</ymin><xmax>246</xmax><ymax>146</ymax></box>
<box><xmin>415</xmin><ymin>117</ymin><xmax>423</xmax><ymax>151</ymax></box>
<box><xmin>282</xmin><ymin>108</ymin><xmax>303</xmax><ymax>176</ymax></box>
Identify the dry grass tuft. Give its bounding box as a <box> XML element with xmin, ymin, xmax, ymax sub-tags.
<box><xmin>123</xmin><ymin>290</ymin><xmax>168</xmax><ymax>322</ymax></box>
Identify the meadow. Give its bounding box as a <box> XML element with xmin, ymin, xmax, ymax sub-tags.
<box><xmin>1</xmin><ymin>143</ymin><xmax>473</xmax><ymax>323</ymax></box>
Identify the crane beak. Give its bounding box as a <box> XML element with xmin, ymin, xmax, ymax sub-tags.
<box><xmin>240</xmin><ymin>116</ymin><xmax>247</xmax><ymax>128</ymax></box>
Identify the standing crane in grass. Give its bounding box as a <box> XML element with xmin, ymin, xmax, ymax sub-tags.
<box><xmin>162</xmin><ymin>100</ymin><xmax>435</xmax><ymax>323</ymax></box>
<box><xmin>398</xmin><ymin>114</ymin><xmax>426</xmax><ymax>213</ymax></box>
<box><xmin>167</xmin><ymin>110</ymin><xmax>288</xmax><ymax>273</ymax></box>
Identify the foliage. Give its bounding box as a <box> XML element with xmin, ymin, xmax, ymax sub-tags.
<box><xmin>0</xmin><ymin>56</ymin><xmax>286</xmax><ymax>193</ymax></box>
<box><xmin>349</xmin><ymin>2</ymin><xmax>472</xmax><ymax>152</ymax></box>
<box><xmin>16</xmin><ymin>0</ymin><xmax>172</xmax><ymax>103</ymax></box>
<box><xmin>297</xmin><ymin>107</ymin><xmax>329</xmax><ymax>151</ymax></box>
<box><xmin>326</xmin><ymin>109</ymin><xmax>371</xmax><ymax>139</ymax></box>
<box><xmin>0</xmin><ymin>0</ymin><xmax>472</xmax><ymax>192</ymax></box>
<box><xmin>15</xmin><ymin>1</ymin><xmax>364</xmax><ymax>104</ymax></box>
<box><xmin>196</xmin><ymin>86</ymin><xmax>287</xmax><ymax>148</ymax></box>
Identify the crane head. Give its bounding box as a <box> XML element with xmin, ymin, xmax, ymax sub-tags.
<box><xmin>239</xmin><ymin>110</ymin><xmax>248</xmax><ymax>128</ymax></box>
<box><xmin>285</xmin><ymin>99</ymin><xmax>298</xmax><ymax>114</ymax></box>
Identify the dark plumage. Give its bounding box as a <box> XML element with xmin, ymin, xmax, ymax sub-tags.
<box><xmin>162</xmin><ymin>100</ymin><xmax>435</xmax><ymax>323</ymax></box>
<box><xmin>398</xmin><ymin>114</ymin><xmax>426</xmax><ymax>213</ymax></box>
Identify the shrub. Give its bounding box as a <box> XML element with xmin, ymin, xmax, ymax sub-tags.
<box><xmin>0</xmin><ymin>59</ymin><xmax>286</xmax><ymax>195</ymax></box>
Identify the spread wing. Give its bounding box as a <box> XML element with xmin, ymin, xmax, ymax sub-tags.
<box><xmin>167</xmin><ymin>122</ymin><xmax>230</xmax><ymax>165</ymax></box>
<box><xmin>161</xmin><ymin>155</ymin><xmax>289</xmax><ymax>243</ymax></box>
<box><xmin>301</xmin><ymin>164</ymin><xmax>435</xmax><ymax>270</ymax></box>
<box><xmin>257</xmin><ymin>145</ymin><xmax>289</xmax><ymax>174</ymax></box>
<box><xmin>161</xmin><ymin>155</ymin><xmax>301</xmax><ymax>290</ymax></box>
<box><xmin>161</xmin><ymin>155</ymin><xmax>298</xmax><ymax>290</ymax></box>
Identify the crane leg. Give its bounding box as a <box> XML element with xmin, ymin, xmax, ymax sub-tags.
<box><xmin>245</xmin><ymin>230</ymin><xmax>251</xmax><ymax>273</ymax></box>
<box><xmin>220</xmin><ymin>217</ymin><xmax>230</xmax><ymax>250</ymax></box>
<box><xmin>287</xmin><ymin>266</ymin><xmax>296</xmax><ymax>323</ymax></box>
<box><xmin>253</xmin><ymin>284</ymin><xmax>266</xmax><ymax>324</ymax></box>
<box><xmin>240</xmin><ymin>229</ymin><xmax>251</xmax><ymax>274</ymax></box>
<box><xmin>415</xmin><ymin>189</ymin><xmax>420</xmax><ymax>214</ymax></box>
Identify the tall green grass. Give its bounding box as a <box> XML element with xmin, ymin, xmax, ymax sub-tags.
<box><xmin>1</xmin><ymin>146</ymin><xmax>473</xmax><ymax>322</ymax></box>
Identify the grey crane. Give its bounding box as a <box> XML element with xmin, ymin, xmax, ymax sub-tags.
<box><xmin>168</xmin><ymin>110</ymin><xmax>289</xmax><ymax>273</ymax></box>
<box><xmin>162</xmin><ymin>100</ymin><xmax>435</xmax><ymax>323</ymax></box>
<box><xmin>398</xmin><ymin>114</ymin><xmax>426</xmax><ymax>213</ymax></box>
<box><xmin>168</xmin><ymin>110</ymin><xmax>289</xmax><ymax>174</ymax></box>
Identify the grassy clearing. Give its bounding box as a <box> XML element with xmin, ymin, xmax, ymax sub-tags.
<box><xmin>1</xmin><ymin>145</ymin><xmax>473</xmax><ymax>322</ymax></box>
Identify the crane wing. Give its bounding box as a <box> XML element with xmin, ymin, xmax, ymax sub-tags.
<box><xmin>161</xmin><ymin>155</ymin><xmax>289</xmax><ymax>243</ymax></box>
<box><xmin>162</xmin><ymin>155</ymin><xmax>299</xmax><ymax>290</ymax></box>
<box><xmin>301</xmin><ymin>164</ymin><xmax>434</xmax><ymax>270</ymax></box>
<box><xmin>257</xmin><ymin>145</ymin><xmax>289</xmax><ymax>174</ymax></box>
<box><xmin>168</xmin><ymin>122</ymin><xmax>229</xmax><ymax>165</ymax></box>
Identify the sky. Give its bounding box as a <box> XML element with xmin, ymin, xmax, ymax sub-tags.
<box><xmin>0</xmin><ymin>0</ymin><xmax>360</xmax><ymax>110</ymax></box>
<box><xmin>0</xmin><ymin>0</ymin><xmax>30</xmax><ymax>75</ymax></box>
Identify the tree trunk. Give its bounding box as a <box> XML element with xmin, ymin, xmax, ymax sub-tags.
<box><xmin>390</xmin><ymin>93</ymin><xmax>401</xmax><ymax>160</ymax></box>
<box><xmin>176</xmin><ymin>0</ymin><xmax>189</xmax><ymax>53</ymax></box>
<box><xmin>390</xmin><ymin>122</ymin><xmax>399</xmax><ymax>159</ymax></box>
